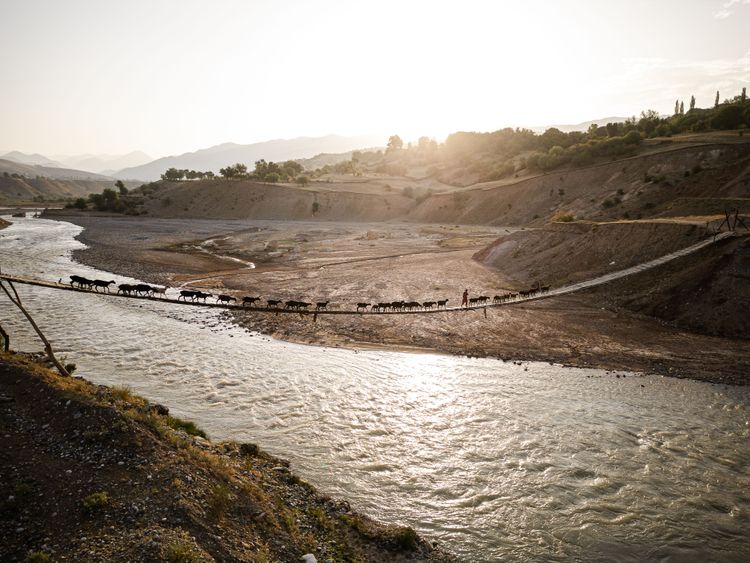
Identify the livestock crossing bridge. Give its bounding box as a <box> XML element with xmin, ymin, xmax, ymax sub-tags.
<box><xmin>0</xmin><ymin>231</ymin><xmax>738</xmax><ymax>317</ymax></box>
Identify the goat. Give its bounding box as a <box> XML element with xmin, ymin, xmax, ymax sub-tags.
<box><xmin>316</xmin><ymin>301</ymin><xmax>330</xmax><ymax>311</ymax></box>
<box><xmin>477</xmin><ymin>295</ymin><xmax>490</xmax><ymax>305</ymax></box>
<box><xmin>242</xmin><ymin>296</ymin><xmax>261</xmax><ymax>307</ymax></box>
<box><xmin>437</xmin><ymin>299</ymin><xmax>449</xmax><ymax>309</ymax></box>
<box><xmin>540</xmin><ymin>285</ymin><xmax>551</xmax><ymax>293</ymax></box>
<box><xmin>356</xmin><ymin>303</ymin><xmax>370</xmax><ymax>312</ymax></box>
<box><xmin>151</xmin><ymin>286</ymin><xmax>167</xmax><ymax>298</ymax></box>
<box><xmin>217</xmin><ymin>294</ymin><xmax>237</xmax><ymax>304</ymax></box>
<box><xmin>267</xmin><ymin>299</ymin><xmax>282</xmax><ymax>308</ymax></box>
<box><xmin>135</xmin><ymin>283</ymin><xmax>153</xmax><ymax>296</ymax></box>
<box><xmin>117</xmin><ymin>283</ymin><xmax>136</xmax><ymax>295</ymax></box>
<box><xmin>69</xmin><ymin>275</ymin><xmax>93</xmax><ymax>289</ymax></box>
<box><xmin>178</xmin><ymin>290</ymin><xmax>197</xmax><ymax>301</ymax></box>
<box><xmin>285</xmin><ymin>300</ymin><xmax>300</xmax><ymax>310</ymax></box>
<box><xmin>193</xmin><ymin>291</ymin><xmax>211</xmax><ymax>302</ymax></box>
<box><xmin>92</xmin><ymin>279</ymin><xmax>116</xmax><ymax>292</ymax></box>
<box><xmin>297</xmin><ymin>302</ymin><xmax>311</xmax><ymax>310</ymax></box>
<box><xmin>423</xmin><ymin>301</ymin><xmax>436</xmax><ymax>309</ymax></box>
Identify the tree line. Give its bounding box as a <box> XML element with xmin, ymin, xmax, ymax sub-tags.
<box><xmin>160</xmin><ymin>159</ymin><xmax>306</xmax><ymax>183</ymax></box>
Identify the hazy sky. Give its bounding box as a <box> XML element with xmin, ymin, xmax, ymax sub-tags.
<box><xmin>1</xmin><ymin>0</ymin><xmax>748</xmax><ymax>157</ymax></box>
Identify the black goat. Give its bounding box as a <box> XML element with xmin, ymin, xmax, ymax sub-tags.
<box><xmin>92</xmin><ymin>279</ymin><xmax>116</xmax><ymax>292</ymax></box>
<box><xmin>242</xmin><ymin>296</ymin><xmax>261</xmax><ymax>307</ymax></box>
<box><xmin>217</xmin><ymin>294</ymin><xmax>237</xmax><ymax>304</ymax></box>
<box><xmin>356</xmin><ymin>303</ymin><xmax>370</xmax><ymax>312</ymax></box>
<box><xmin>316</xmin><ymin>301</ymin><xmax>330</xmax><ymax>310</ymax></box>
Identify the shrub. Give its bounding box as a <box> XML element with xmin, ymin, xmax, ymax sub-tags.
<box><xmin>311</xmin><ymin>201</ymin><xmax>320</xmax><ymax>214</ymax></box>
<box><xmin>82</xmin><ymin>491</ymin><xmax>109</xmax><ymax>512</ymax></box>
<box><xmin>207</xmin><ymin>484</ymin><xmax>231</xmax><ymax>521</ymax></box>
<box><xmin>551</xmin><ymin>210</ymin><xmax>575</xmax><ymax>222</ymax></box>
<box><xmin>25</xmin><ymin>552</ymin><xmax>51</xmax><ymax>563</ymax></box>
<box><xmin>162</xmin><ymin>542</ymin><xmax>199</xmax><ymax>563</ymax></box>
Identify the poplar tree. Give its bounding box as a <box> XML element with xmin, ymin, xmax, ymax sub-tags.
<box><xmin>690</xmin><ymin>95</ymin><xmax>695</xmax><ymax>111</ymax></box>
<box><xmin>674</xmin><ymin>99</ymin><xmax>679</xmax><ymax>115</ymax></box>
<box><xmin>742</xmin><ymin>87</ymin><xmax>747</xmax><ymax>102</ymax></box>
<box><xmin>679</xmin><ymin>100</ymin><xmax>684</xmax><ymax>114</ymax></box>
<box><xmin>715</xmin><ymin>90</ymin><xmax>720</xmax><ymax>107</ymax></box>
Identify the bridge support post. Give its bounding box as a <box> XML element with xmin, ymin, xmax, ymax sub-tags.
<box><xmin>0</xmin><ymin>323</ymin><xmax>8</xmax><ymax>352</ymax></box>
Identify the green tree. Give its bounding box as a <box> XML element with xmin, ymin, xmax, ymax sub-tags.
<box><xmin>265</xmin><ymin>172</ymin><xmax>280</xmax><ymax>183</ymax></box>
<box><xmin>73</xmin><ymin>197</ymin><xmax>87</xmax><ymax>209</ymax></box>
<box><xmin>115</xmin><ymin>180</ymin><xmax>128</xmax><ymax>195</ymax></box>
<box><xmin>674</xmin><ymin>99</ymin><xmax>679</xmax><ymax>115</ymax></box>
<box><xmin>743</xmin><ymin>87</ymin><xmax>747</xmax><ymax>103</ymax></box>
<box><xmin>679</xmin><ymin>100</ymin><xmax>684</xmax><ymax>114</ymax></box>
<box><xmin>715</xmin><ymin>90</ymin><xmax>720</xmax><ymax>107</ymax></box>
<box><xmin>295</xmin><ymin>175</ymin><xmax>310</xmax><ymax>186</ymax></box>
<box><xmin>690</xmin><ymin>95</ymin><xmax>695</xmax><ymax>111</ymax></box>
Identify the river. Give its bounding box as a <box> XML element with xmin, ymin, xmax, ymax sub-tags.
<box><xmin>2</xmin><ymin>215</ymin><xmax>749</xmax><ymax>562</ymax></box>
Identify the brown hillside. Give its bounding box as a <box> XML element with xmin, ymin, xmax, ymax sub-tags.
<box><xmin>0</xmin><ymin>176</ymin><xmax>136</xmax><ymax>203</ymax></box>
<box><xmin>406</xmin><ymin>142</ymin><xmax>750</xmax><ymax>225</ymax></box>
<box><xmin>142</xmin><ymin>179</ymin><xmax>416</xmax><ymax>221</ymax></box>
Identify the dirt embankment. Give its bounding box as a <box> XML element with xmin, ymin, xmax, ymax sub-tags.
<box><xmin>0</xmin><ymin>353</ymin><xmax>453</xmax><ymax>562</ymax></box>
<box><xmin>474</xmin><ymin>221</ymin><xmax>708</xmax><ymax>287</ymax></box>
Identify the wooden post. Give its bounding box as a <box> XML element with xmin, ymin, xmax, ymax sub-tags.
<box><xmin>0</xmin><ymin>280</ymin><xmax>70</xmax><ymax>376</ymax></box>
<box><xmin>0</xmin><ymin>323</ymin><xmax>8</xmax><ymax>352</ymax></box>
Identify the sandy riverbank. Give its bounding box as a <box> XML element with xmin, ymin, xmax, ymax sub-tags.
<box><xmin>54</xmin><ymin>213</ymin><xmax>750</xmax><ymax>385</ymax></box>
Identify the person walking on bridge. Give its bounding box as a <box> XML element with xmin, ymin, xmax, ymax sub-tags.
<box><xmin>462</xmin><ymin>288</ymin><xmax>469</xmax><ymax>308</ymax></box>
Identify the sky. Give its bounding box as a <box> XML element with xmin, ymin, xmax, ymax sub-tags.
<box><xmin>1</xmin><ymin>0</ymin><xmax>749</xmax><ymax>158</ymax></box>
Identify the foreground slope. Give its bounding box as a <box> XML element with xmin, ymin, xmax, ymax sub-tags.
<box><xmin>0</xmin><ymin>353</ymin><xmax>452</xmax><ymax>562</ymax></box>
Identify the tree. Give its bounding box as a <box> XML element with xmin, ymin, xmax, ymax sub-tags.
<box><xmin>674</xmin><ymin>99</ymin><xmax>679</xmax><ymax>115</ymax></box>
<box><xmin>115</xmin><ymin>180</ymin><xmax>128</xmax><ymax>195</ymax></box>
<box><xmin>690</xmin><ymin>95</ymin><xmax>695</xmax><ymax>111</ymax></box>
<box><xmin>295</xmin><ymin>175</ymin><xmax>310</xmax><ymax>186</ymax></box>
<box><xmin>265</xmin><ymin>172</ymin><xmax>280</xmax><ymax>183</ymax></box>
<box><xmin>743</xmin><ymin>87</ymin><xmax>747</xmax><ymax>103</ymax></box>
<box><xmin>161</xmin><ymin>167</ymin><xmax>184</xmax><ymax>181</ymax></box>
<box><xmin>715</xmin><ymin>90</ymin><xmax>720</xmax><ymax>107</ymax></box>
<box><xmin>73</xmin><ymin>197</ymin><xmax>87</xmax><ymax>209</ymax></box>
<box><xmin>679</xmin><ymin>100</ymin><xmax>684</xmax><ymax>115</ymax></box>
<box><xmin>387</xmin><ymin>135</ymin><xmax>403</xmax><ymax>152</ymax></box>
<box><xmin>712</xmin><ymin>104</ymin><xmax>745</xmax><ymax>130</ymax></box>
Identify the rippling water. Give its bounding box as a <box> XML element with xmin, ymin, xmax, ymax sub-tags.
<box><xmin>2</xmin><ymin>215</ymin><xmax>750</xmax><ymax>562</ymax></box>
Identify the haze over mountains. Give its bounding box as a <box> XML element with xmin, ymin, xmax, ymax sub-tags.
<box><xmin>115</xmin><ymin>134</ymin><xmax>386</xmax><ymax>181</ymax></box>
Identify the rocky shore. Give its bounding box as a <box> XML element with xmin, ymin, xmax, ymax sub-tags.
<box><xmin>0</xmin><ymin>352</ymin><xmax>454</xmax><ymax>562</ymax></box>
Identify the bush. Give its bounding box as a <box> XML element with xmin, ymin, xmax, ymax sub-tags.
<box><xmin>25</xmin><ymin>552</ymin><xmax>51</xmax><ymax>563</ymax></box>
<box><xmin>82</xmin><ymin>491</ymin><xmax>109</xmax><ymax>512</ymax></box>
<box><xmin>551</xmin><ymin>210</ymin><xmax>575</xmax><ymax>222</ymax></box>
<box><xmin>395</xmin><ymin>526</ymin><xmax>419</xmax><ymax>551</ymax></box>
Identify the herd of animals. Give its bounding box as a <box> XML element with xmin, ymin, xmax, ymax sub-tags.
<box><xmin>65</xmin><ymin>275</ymin><xmax>551</xmax><ymax>312</ymax></box>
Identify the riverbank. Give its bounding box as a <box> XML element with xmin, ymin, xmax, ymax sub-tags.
<box><xmin>0</xmin><ymin>352</ymin><xmax>453</xmax><ymax>562</ymax></box>
<box><xmin>52</xmin><ymin>213</ymin><xmax>750</xmax><ymax>385</ymax></box>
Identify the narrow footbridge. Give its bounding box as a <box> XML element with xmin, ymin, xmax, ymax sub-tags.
<box><xmin>0</xmin><ymin>231</ymin><xmax>738</xmax><ymax>317</ymax></box>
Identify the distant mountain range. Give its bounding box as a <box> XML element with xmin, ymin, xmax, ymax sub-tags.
<box><xmin>0</xmin><ymin>158</ymin><xmax>113</xmax><ymax>181</ymax></box>
<box><xmin>53</xmin><ymin>151</ymin><xmax>153</xmax><ymax>175</ymax></box>
<box><xmin>115</xmin><ymin>134</ymin><xmax>386</xmax><ymax>181</ymax></box>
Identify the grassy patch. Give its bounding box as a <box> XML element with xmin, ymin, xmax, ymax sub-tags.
<box><xmin>166</xmin><ymin>416</ymin><xmax>208</xmax><ymax>439</ymax></box>
<box><xmin>25</xmin><ymin>551</ymin><xmax>51</xmax><ymax>563</ymax></box>
<box><xmin>207</xmin><ymin>483</ymin><xmax>231</xmax><ymax>521</ymax></box>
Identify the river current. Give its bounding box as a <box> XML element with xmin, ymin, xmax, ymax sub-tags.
<box><xmin>2</xmin><ymin>215</ymin><xmax>749</xmax><ymax>562</ymax></box>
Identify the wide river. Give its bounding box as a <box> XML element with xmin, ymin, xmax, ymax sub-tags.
<box><xmin>2</xmin><ymin>215</ymin><xmax>749</xmax><ymax>562</ymax></box>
